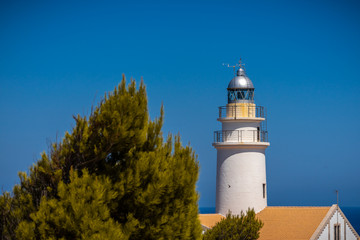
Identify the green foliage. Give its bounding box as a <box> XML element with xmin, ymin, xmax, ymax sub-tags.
<box><xmin>16</xmin><ymin>169</ymin><xmax>126</xmax><ymax>240</ymax></box>
<box><xmin>0</xmin><ymin>178</ymin><xmax>35</xmax><ymax>239</ymax></box>
<box><xmin>202</xmin><ymin>209</ymin><xmax>263</xmax><ymax>240</ymax></box>
<box><xmin>1</xmin><ymin>76</ymin><xmax>202</xmax><ymax>240</ymax></box>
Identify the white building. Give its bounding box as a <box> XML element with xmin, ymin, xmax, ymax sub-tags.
<box><xmin>200</xmin><ymin>61</ymin><xmax>360</xmax><ymax>240</ymax></box>
<box><xmin>200</xmin><ymin>205</ymin><xmax>359</xmax><ymax>240</ymax></box>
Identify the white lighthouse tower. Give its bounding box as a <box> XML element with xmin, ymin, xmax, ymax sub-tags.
<box><xmin>213</xmin><ymin>60</ymin><xmax>269</xmax><ymax>216</ymax></box>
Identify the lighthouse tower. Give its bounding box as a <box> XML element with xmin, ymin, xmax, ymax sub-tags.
<box><xmin>213</xmin><ymin>61</ymin><xmax>269</xmax><ymax>216</ymax></box>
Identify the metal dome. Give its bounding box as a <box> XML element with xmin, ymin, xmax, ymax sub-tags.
<box><xmin>227</xmin><ymin>67</ymin><xmax>254</xmax><ymax>89</ymax></box>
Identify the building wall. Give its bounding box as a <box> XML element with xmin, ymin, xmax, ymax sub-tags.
<box><xmin>317</xmin><ymin>209</ymin><xmax>358</xmax><ymax>240</ymax></box>
<box><xmin>216</xmin><ymin>147</ymin><xmax>267</xmax><ymax>215</ymax></box>
<box><xmin>222</xmin><ymin>121</ymin><xmax>260</xmax><ymax>131</ymax></box>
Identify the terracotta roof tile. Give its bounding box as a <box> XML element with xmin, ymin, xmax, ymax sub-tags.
<box><xmin>198</xmin><ymin>214</ymin><xmax>225</xmax><ymax>229</ymax></box>
<box><xmin>257</xmin><ymin>206</ymin><xmax>330</xmax><ymax>240</ymax></box>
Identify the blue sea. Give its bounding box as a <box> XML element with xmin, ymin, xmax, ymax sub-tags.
<box><xmin>199</xmin><ymin>207</ymin><xmax>360</xmax><ymax>235</ymax></box>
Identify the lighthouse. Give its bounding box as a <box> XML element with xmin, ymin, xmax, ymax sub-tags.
<box><xmin>213</xmin><ymin>60</ymin><xmax>269</xmax><ymax>215</ymax></box>
<box><xmin>200</xmin><ymin>61</ymin><xmax>360</xmax><ymax>240</ymax></box>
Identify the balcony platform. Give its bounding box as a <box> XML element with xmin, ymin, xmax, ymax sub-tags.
<box><xmin>218</xmin><ymin>105</ymin><xmax>266</xmax><ymax>121</ymax></box>
<box><xmin>212</xmin><ymin>142</ymin><xmax>270</xmax><ymax>149</ymax></box>
<box><xmin>217</xmin><ymin>117</ymin><xmax>265</xmax><ymax>122</ymax></box>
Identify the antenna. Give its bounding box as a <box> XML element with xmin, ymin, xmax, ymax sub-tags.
<box><xmin>335</xmin><ymin>189</ymin><xmax>339</xmax><ymax>224</ymax></box>
<box><xmin>222</xmin><ymin>58</ymin><xmax>245</xmax><ymax>77</ymax></box>
<box><xmin>222</xmin><ymin>63</ymin><xmax>237</xmax><ymax>78</ymax></box>
<box><xmin>238</xmin><ymin>57</ymin><xmax>245</xmax><ymax>69</ymax></box>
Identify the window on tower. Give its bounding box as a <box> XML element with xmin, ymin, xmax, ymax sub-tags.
<box><xmin>263</xmin><ymin>184</ymin><xmax>266</xmax><ymax>199</ymax></box>
<box><xmin>227</xmin><ymin>89</ymin><xmax>254</xmax><ymax>103</ymax></box>
<box><xmin>237</xmin><ymin>91</ymin><xmax>242</xmax><ymax>99</ymax></box>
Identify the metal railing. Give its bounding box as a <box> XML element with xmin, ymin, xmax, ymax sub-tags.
<box><xmin>214</xmin><ymin>130</ymin><xmax>268</xmax><ymax>143</ymax></box>
<box><xmin>218</xmin><ymin>105</ymin><xmax>266</xmax><ymax>119</ymax></box>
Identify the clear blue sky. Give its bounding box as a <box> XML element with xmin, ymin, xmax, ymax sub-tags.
<box><xmin>1</xmin><ymin>0</ymin><xmax>359</xmax><ymax>207</ymax></box>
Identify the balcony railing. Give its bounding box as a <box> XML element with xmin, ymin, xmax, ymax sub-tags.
<box><xmin>214</xmin><ymin>130</ymin><xmax>268</xmax><ymax>143</ymax></box>
<box><xmin>218</xmin><ymin>105</ymin><xmax>265</xmax><ymax>119</ymax></box>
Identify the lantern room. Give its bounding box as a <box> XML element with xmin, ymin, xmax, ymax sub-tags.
<box><xmin>227</xmin><ymin>67</ymin><xmax>254</xmax><ymax>104</ymax></box>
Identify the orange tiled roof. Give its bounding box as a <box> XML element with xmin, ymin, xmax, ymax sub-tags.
<box><xmin>199</xmin><ymin>206</ymin><xmax>331</xmax><ymax>240</ymax></box>
<box><xmin>256</xmin><ymin>206</ymin><xmax>330</xmax><ymax>240</ymax></box>
<box><xmin>198</xmin><ymin>214</ymin><xmax>225</xmax><ymax>229</ymax></box>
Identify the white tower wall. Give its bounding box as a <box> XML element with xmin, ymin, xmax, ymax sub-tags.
<box><xmin>222</xmin><ymin>121</ymin><xmax>260</xmax><ymax>131</ymax></box>
<box><xmin>215</xmin><ymin>147</ymin><xmax>267</xmax><ymax>215</ymax></box>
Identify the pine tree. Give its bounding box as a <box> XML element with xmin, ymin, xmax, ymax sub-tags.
<box><xmin>16</xmin><ymin>169</ymin><xmax>126</xmax><ymax>240</ymax></box>
<box><xmin>1</xmin><ymin>76</ymin><xmax>202</xmax><ymax>240</ymax></box>
<box><xmin>202</xmin><ymin>209</ymin><xmax>263</xmax><ymax>240</ymax></box>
